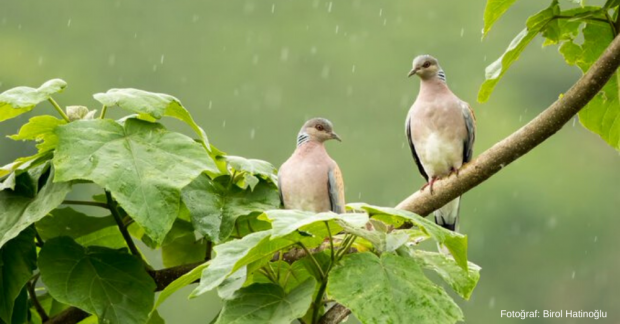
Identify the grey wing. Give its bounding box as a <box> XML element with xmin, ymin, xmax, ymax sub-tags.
<box><xmin>461</xmin><ymin>102</ymin><xmax>476</xmax><ymax>163</ymax></box>
<box><xmin>406</xmin><ymin>116</ymin><xmax>428</xmax><ymax>181</ymax></box>
<box><xmin>327</xmin><ymin>166</ymin><xmax>345</xmax><ymax>214</ymax></box>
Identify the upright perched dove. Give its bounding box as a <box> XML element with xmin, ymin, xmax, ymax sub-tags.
<box><xmin>278</xmin><ymin>118</ymin><xmax>345</xmax><ymax>213</ymax></box>
<box><xmin>406</xmin><ymin>55</ymin><xmax>476</xmax><ymax>231</ymax></box>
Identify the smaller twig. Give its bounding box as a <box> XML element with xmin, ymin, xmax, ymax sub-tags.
<box><xmin>48</xmin><ymin>98</ymin><xmax>70</xmax><ymax>122</ymax></box>
<box><xmin>319</xmin><ymin>304</ymin><xmax>351</xmax><ymax>324</ymax></box>
<box><xmin>35</xmin><ymin>230</ymin><xmax>45</xmax><ymax>248</ymax></box>
<box><xmin>205</xmin><ymin>240</ymin><xmax>213</xmax><ymax>261</ymax></box>
<box><xmin>27</xmin><ymin>274</ymin><xmax>49</xmax><ymax>322</ymax></box>
<box><xmin>105</xmin><ymin>191</ymin><xmax>141</xmax><ymax>257</ymax></box>
<box><xmin>62</xmin><ymin>200</ymin><xmax>108</xmax><ymax>209</ymax></box>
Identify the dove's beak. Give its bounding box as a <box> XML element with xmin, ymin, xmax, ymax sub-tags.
<box><xmin>408</xmin><ymin>68</ymin><xmax>418</xmax><ymax>77</ymax></box>
<box><xmin>331</xmin><ymin>132</ymin><xmax>342</xmax><ymax>142</ymax></box>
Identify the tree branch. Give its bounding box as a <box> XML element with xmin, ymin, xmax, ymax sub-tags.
<box><xmin>45</xmin><ymin>34</ymin><xmax>620</xmax><ymax>324</ymax></box>
<box><xmin>396</xmin><ymin>34</ymin><xmax>620</xmax><ymax>215</ymax></box>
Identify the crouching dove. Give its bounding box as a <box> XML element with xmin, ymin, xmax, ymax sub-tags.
<box><xmin>278</xmin><ymin>118</ymin><xmax>345</xmax><ymax>213</ymax></box>
<box><xmin>406</xmin><ymin>55</ymin><xmax>476</xmax><ymax>232</ymax></box>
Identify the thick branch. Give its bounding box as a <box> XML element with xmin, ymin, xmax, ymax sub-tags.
<box><xmin>396</xmin><ymin>35</ymin><xmax>620</xmax><ymax>215</ymax></box>
<box><xmin>319</xmin><ymin>304</ymin><xmax>351</xmax><ymax>324</ymax></box>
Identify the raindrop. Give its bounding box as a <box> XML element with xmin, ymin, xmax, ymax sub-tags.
<box><xmin>594</xmin><ymin>236</ymin><xmax>598</xmax><ymax>242</ymax></box>
<box><xmin>252</xmin><ymin>54</ymin><xmax>259</xmax><ymax>65</ymax></box>
<box><xmin>483</xmin><ymin>55</ymin><xmax>487</xmax><ymax>62</ymax></box>
<box><xmin>271</xmin><ymin>3</ymin><xmax>275</xmax><ymax>13</ymax></box>
<box><xmin>358</xmin><ymin>192</ymin><xmax>362</xmax><ymax>199</ymax></box>
<box><xmin>499</xmin><ymin>163</ymin><xmax>505</xmax><ymax>168</ymax></box>
<box><xmin>160</xmin><ymin>55</ymin><xmax>165</xmax><ymax>64</ymax></box>
<box><xmin>222</xmin><ymin>120</ymin><xmax>227</xmax><ymax>128</ymax></box>
<box><xmin>108</xmin><ymin>54</ymin><xmax>116</xmax><ymax>67</ymax></box>
<box><xmin>547</xmin><ymin>217</ymin><xmax>557</xmax><ymax>229</ymax></box>
<box><xmin>65</xmin><ymin>226</ymin><xmax>71</xmax><ymax>230</ymax></box>
<box><xmin>571</xmin><ymin>271</ymin><xmax>576</xmax><ymax>279</ymax></box>
<box><xmin>134</xmin><ymin>33</ymin><xmax>138</xmax><ymax>39</ymax></box>
<box><xmin>208</xmin><ymin>100</ymin><xmax>213</xmax><ymax>109</ymax></box>
<box><xmin>38</xmin><ymin>56</ymin><xmax>43</xmax><ymax>66</ymax></box>
<box><xmin>379</xmin><ymin>8</ymin><xmax>383</xmax><ymax>16</ymax></box>
<box><xmin>346</xmin><ymin>85</ymin><xmax>353</xmax><ymax>96</ymax></box>
<box><xmin>310</xmin><ymin>46</ymin><xmax>317</xmax><ymax>55</ymax></box>
<box><xmin>89</xmin><ymin>156</ymin><xmax>95</xmax><ymax>162</ymax></box>
<box><xmin>488</xmin><ymin>297</ymin><xmax>495</xmax><ymax>309</ymax></box>
<box><xmin>383</xmin><ymin>19</ymin><xmax>387</xmax><ymax>26</ymax></box>
<box><xmin>192</xmin><ymin>15</ymin><xmax>200</xmax><ymax>23</ymax></box>
<box><xmin>572</xmin><ymin>116</ymin><xmax>577</xmax><ymax>127</ymax></box>
<box><xmin>321</xmin><ymin>66</ymin><xmax>330</xmax><ymax>79</ymax></box>
<box><xmin>327</xmin><ymin>2</ymin><xmax>333</xmax><ymax>13</ymax></box>
<box><xmin>67</xmin><ymin>19</ymin><xmax>72</xmax><ymax>27</ymax></box>
<box><xmin>280</xmin><ymin>47</ymin><xmax>289</xmax><ymax>61</ymax></box>
<box><xmin>18</xmin><ymin>24</ymin><xmax>22</xmax><ymax>30</ymax></box>
<box><xmin>152</xmin><ymin>64</ymin><xmax>158</xmax><ymax>72</ymax></box>
<box><xmin>351</xmin><ymin>65</ymin><xmax>356</xmax><ymax>73</ymax></box>
<box><xmin>250</xmin><ymin>128</ymin><xmax>256</xmax><ymax>140</ymax></box>
<box><xmin>113</xmin><ymin>163</ymin><xmax>120</xmax><ymax>168</ymax></box>
<box><xmin>335</xmin><ymin>25</ymin><xmax>339</xmax><ymax>34</ymax></box>
<box><xmin>519</xmin><ymin>115</ymin><xmax>523</xmax><ymax>122</ymax></box>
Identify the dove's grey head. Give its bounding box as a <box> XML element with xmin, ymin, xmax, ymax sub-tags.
<box><xmin>297</xmin><ymin>117</ymin><xmax>341</xmax><ymax>146</ymax></box>
<box><xmin>408</xmin><ymin>55</ymin><xmax>446</xmax><ymax>82</ymax></box>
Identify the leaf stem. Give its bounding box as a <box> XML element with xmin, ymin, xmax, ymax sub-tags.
<box><xmin>62</xmin><ymin>200</ymin><xmax>109</xmax><ymax>209</ymax></box>
<box><xmin>34</xmin><ymin>229</ymin><xmax>44</xmax><ymax>248</ymax></box>
<box><xmin>311</xmin><ymin>280</ymin><xmax>328</xmax><ymax>324</ymax></box>
<box><xmin>324</xmin><ymin>221</ymin><xmax>335</xmax><ymax>270</ymax></box>
<box><xmin>297</xmin><ymin>242</ymin><xmax>325</xmax><ymax>279</ymax></box>
<box><xmin>99</xmin><ymin>105</ymin><xmax>108</xmax><ymax>119</ymax></box>
<box><xmin>105</xmin><ymin>190</ymin><xmax>141</xmax><ymax>257</ymax></box>
<box><xmin>48</xmin><ymin>97</ymin><xmax>70</xmax><ymax>122</ymax></box>
<box><xmin>27</xmin><ymin>273</ymin><xmax>49</xmax><ymax>322</ymax></box>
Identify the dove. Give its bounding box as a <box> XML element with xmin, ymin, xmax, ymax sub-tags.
<box><xmin>406</xmin><ymin>55</ymin><xmax>476</xmax><ymax>231</ymax></box>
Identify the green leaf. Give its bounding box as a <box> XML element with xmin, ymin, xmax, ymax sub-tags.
<box><xmin>482</xmin><ymin>0</ymin><xmax>519</xmax><ymax>37</ymax></box>
<box><xmin>0</xmin><ymin>166</ymin><xmax>71</xmax><ymax>249</ymax></box>
<box><xmin>0</xmin><ymin>79</ymin><xmax>67</xmax><ymax>123</ymax></box>
<box><xmin>225</xmin><ymin>156</ymin><xmax>278</xmax><ymax>189</ymax></box>
<box><xmin>8</xmin><ymin>115</ymin><xmax>66</xmax><ymax>153</ymax></box>
<box><xmin>604</xmin><ymin>0</ymin><xmax>620</xmax><ymax>8</ymax></box>
<box><xmin>162</xmin><ymin>219</ymin><xmax>206</xmax><ymax>267</ymax></box>
<box><xmin>36</xmin><ymin>206</ymin><xmax>125</xmax><ymax>249</ymax></box>
<box><xmin>93</xmin><ymin>88</ymin><xmax>210</xmax><ymax>149</ymax></box>
<box><xmin>36</xmin><ymin>207</ymin><xmax>115</xmax><ymax>241</ymax></box>
<box><xmin>409</xmin><ymin>250</ymin><xmax>481</xmax><ymax>300</ymax></box>
<box><xmin>328</xmin><ymin>253</ymin><xmax>463</xmax><ymax>324</ymax></box>
<box><xmin>351</xmin><ymin>204</ymin><xmax>469</xmax><ymax>271</ymax></box>
<box><xmin>191</xmin><ymin>230</ymin><xmax>300</xmax><ymax>298</ymax></box>
<box><xmin>478</xmin><ymin>1</ymin><xmax>560</xmax><ymax>102</ymax></box>
<box><xmin>0</xmin><ymin>151</ymin><xmax>52</xmax><ymax>180</ymax></box>
<box><xmin>153</xmin><ymin>262</ymin><xmax>210</xmax><ymax>311</ymax></box>
<box><xmin>559</xmin><ymin>23</ymin><xmax>620</xmax><ymax>150</ymax></box>
<box><xmin>214</xmin><ymin>279</ymin><xmax>316</xmax><ymax>324</ymax></box>
<box><xmin>0</xmin><ymin>228</ymin><xmax>36</xmax><ymax>323</ymax></box>
<box><xmin>218</xmin><ymin>267</ymin><xmax>248</xmax><ymax>300</ymax></box>
<box><xmin>259</xmin><ymin>210</ymin><xmax>369</xmax><ymax>239</ymax></box>
<box><xmin>252</xmin><ymin>261</ymin><xmax>312</xmax><ymax>294</ymax></box>
<box><xmin>38</xmin><ymin>237</ymin><xmax>156</xmax><ymax>324</ymax></box>
<box><xmin>53</xmin><ymin>118</ymin><xmax>215</xmax><ymax>244</ymax></box>
<box><xmin>182</xmin><ymin>174</ymin><xmax>280</xmax><ymax>243</ymax></box>
<box><xmin>4</xmin><ymin>160</ymin><xmax>50</xmax><ymax>196</ymax></box>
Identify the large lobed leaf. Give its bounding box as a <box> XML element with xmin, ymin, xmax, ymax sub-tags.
<box><xmin>224</xmin><ymin>156</ymin><xmax>278</xmax><ymax>190</ymax></box>
<box><xmin>482</xmin><ymin>0</ymin><xmax>520</xmax><ymax>37</ymax></box>
<box><xmin>478</xmin><ymin>1</ymin><xmax>560</xmax><ymax>102</ymax></box>
<box><xmin>259</xmin><ymin>209</ymin><xmax>368</xmax><ymax>239</ymax></box>
<box><xmin>0</xmin><ymin>79</ymin><xmax>66</xmax><ymax>122</ymax></box>
<box><xmin>0</xmin><ymin>166</ymin><xmax>71</xmax><ymax>249</ymax></box>
<box><xmin>0</xmin><ymin>228</ymin><xmax>37</xmax><ymax>324</ymax></box>
<box><xmin>214</xmin><ymin>279</ymin><xmax>316</xmax><ymax>324</ymax></box>
<box><xmin>53</xmin><ymin>118</ymin><xmax>216</xmax><ymax>244</ymax></box>
<box><xmin>182</xmin><ymin>174</ymin><xmax>280</xmax><ymax>243</ymax></box>
<box><xmin>38</xmin><ymin>237</ymin><xmax>156</xmax><ymax>324</ymax></box>
<box><xmin>350</xmin><ymin>204</ymin><xmax>469</xmax><ymax>271</ymax></box>
<box><xmin>559</xmin><ymin>23</ymin><xmax>620</xmax><ymax>150</ymax></box>
<box><xmin>93</xmin><ymin>88</ymin><xmax>210</xmax><ymax>149</ymax></box>
<box><xmin>8</xmin><ymin>115</ymin><xmax>66</xmax><ymax>153</ymax></box>
<box><xmin>328</xmin><ymin>252</ymin><xmax>463</xmax><ymax>324</ymax></box>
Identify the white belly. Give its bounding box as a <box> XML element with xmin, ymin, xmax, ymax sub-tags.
<box><xmin>418</xmin><ymin>132</ymin><xmax>462</xmax><ymax>178</ymax></box>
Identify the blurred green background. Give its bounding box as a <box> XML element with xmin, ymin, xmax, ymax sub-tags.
<box><xmin>1</xmin><ymin>0</ymin><xmax>619</xmax><ymax>323</ymax></box>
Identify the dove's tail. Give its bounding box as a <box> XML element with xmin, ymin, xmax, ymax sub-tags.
<box><xmin>434</xmin><ymin>196</ymin><xmax>460</xmax><ymax>232</ymax></box>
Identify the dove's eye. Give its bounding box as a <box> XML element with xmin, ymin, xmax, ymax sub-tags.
<box><xmin>422</xmin><ymin>62</ymin><xmax>431</xmax><ymax>68</ymax></box>
<box><xmin>315</xmin><ymin>124</ymin><xmax>325</xmax><ymax>131</ymax></box>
